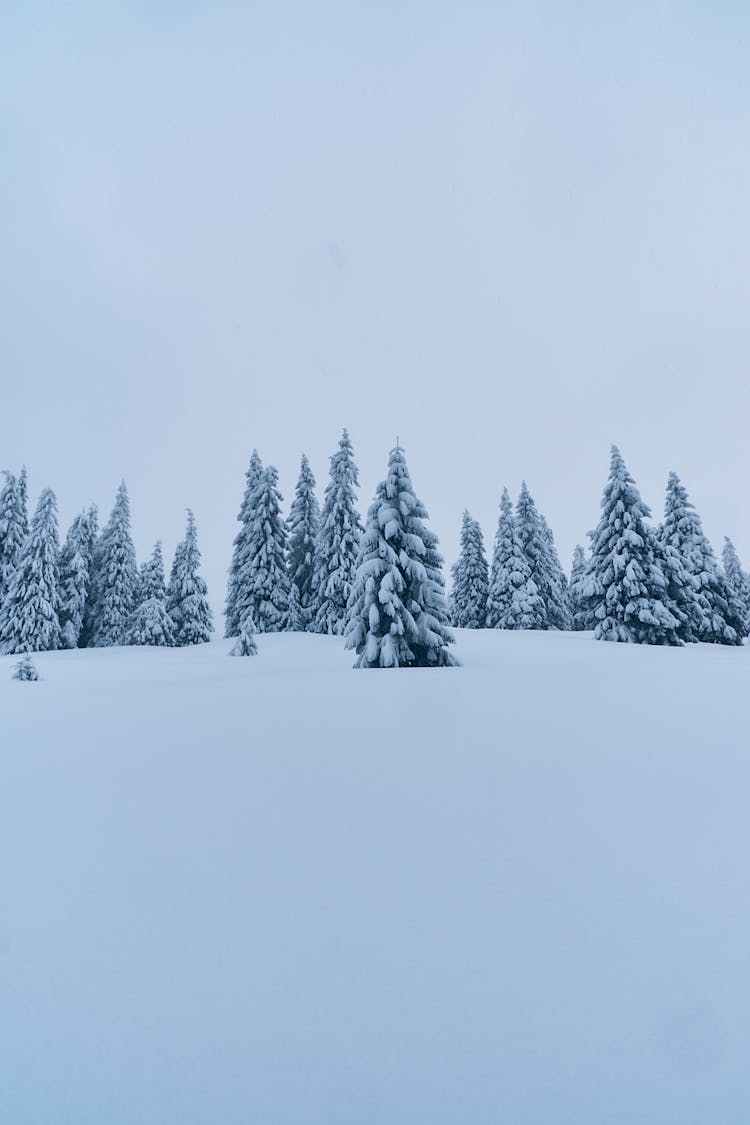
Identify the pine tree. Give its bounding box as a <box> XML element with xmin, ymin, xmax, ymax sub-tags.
<box><xmin>58</xmin><ymin>508</ymin><xmax>97</xmax><ymax>649</ymax></box>
<box><xmin>128</xmin><ymin>598</ymin><xmax>175</xmax><ymax>647</ymax></box>
<box><xmin>311</xmin><ymin>429</ymin><xmax>363</xmax><ymax>635</ymax></box>
<box><xmin>138</xmin><ymin>541</ymin><xmax>168</xmax><ymax>603</ymax></box>
<box><xmin>585</xmin><ymin>448</ymin><xmax>682</xmax><ymax>645</ymax></box>
<box><xmin>568</xmin><ymin>544</ymin><xmax>594</xmax><ymax>631</ymax></box>
<box><xmin>229</xmin><ymin>610</ymin><xmax>258</xmax><ymax>656</ymax></box>
<box><xmin>77</xmin><ymin>506</ymin><xmax>100</xmax><ymax>649</ymax></box>
<box><xmin>539</xmin><ymin>513</ymin><xmax>572</xmax><ymax>629</ymax></box>
<box><xmin>129</xmin><ymin>542</ymin><xmax>174</xmax><ymax>646</ymax></box>
<box><xmin>0</xmin><ymin>471</ymin><xmax>28</xmax><ymax>602</ymax></box>
<box><xmin>344</xmin><ymin>445</ymin><xmax>457</xmax><ymax>668</ymax></box>
<box><xmin>287</xmin><ymin>454</ymin><xmax>320</xmax><ymax>628</ymax></box>
<box><xmin>514</xmin><ymin>483</ymin><xmax>570</xmax><ymax>629</ymax></box>
<box><xmin>231</xmin><ymin>465</ymin><xmax>290</xmax><ymax>633</ymax></box>
<box><xmin>486</xmin><ymin>488</ymin><xmax>544</xmax><ymax>629</ymax></box>
<box><xmin>450</xmin><ymin>511</ymin><xmax>489</xmax><ymax>628</ymax></box>
<box><xmin>88</xmin><ymin>482</ymin><xmax>138</xmax><ymax>647</ymax></box>
<box><xmin>660</xmin><ymin>473</ymin><xmax>745</xmax><ymax>645</ymax></box>
<box><xmin>287</xmin><ymin>582</ymin><xmax>304</xmax><ymax>631</ymax></box>
<box><xmin>13</xmin><ymin>654</ymin><xmax>39</xmax><ymax>681</ymax></box>
<box><xmin>167</xmin><ymin>511</ymin><xmax>213</xmax><ymax>645</ymax></box>
<box><xmin>722</xmin><ymin>537</ymin><xmax>750</xmax><ymax>634</ymax></box>
<box><xmin>225</xmin><ymin>450</ymin><xmax>263</xmax><ymax>638</ymax></box>
<box><xmin>0</xmin><ymin>487</ymin><xmax>61</xmax><ymax>653</ymax></box>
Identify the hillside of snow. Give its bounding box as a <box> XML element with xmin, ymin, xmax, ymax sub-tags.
<box><xmin>2</xmin><ymin>630</ymin><xmax>749</xmax><ymax>1124</ymax></box>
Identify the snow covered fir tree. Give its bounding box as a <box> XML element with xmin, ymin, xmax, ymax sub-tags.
<box><xmin>722</xmin><ymin>538</ymin><xmax>750</xmax><ymax>633</ymax></box>
<box><xmin>167</xmin><ymin>512</ymin><xmax>213</xmax><ymax>646</ymax></box>
<box><xmin>0</xmin><ymin>469</ymin><xmax>29</xmax><ymax>602</ymax></box>
<box><xmin>287</xmin><ymin>454</ymin><xmax>320</xmax><ymax>628</ymax></box>
<box><xmin>568</xmin><ymin>544</ymin><xmax>594</xmax><ymax>631</ymax></box>
<box><xmin>226</xmin><ymin>465</ymin><xmax>290</xmax><ymax>634</ymax></box>
<box><xmin>486</xmin><ymin>487</ymin><xmax>543</xmax><ymax>630</ymax></box>
<box><xmin>0</xmin><ymin>487</ymin><xmax>61</xmax><ymax>653</ymax></box>
<box><xmin>583</xmin><ymin>447</ymin><xmax>682</xmax><ymax>645</ymax></box>
<box><xmin>514</xmin><ymin>483</ymin><xmax>571</xmax><ymax>630</ymax></box>
<box><xmin>225</xmin><ymin>449</ymin><xmax>263</xmax><ymax>638</ymax></box>
<box><xmin>12</xmin><ymin>654</ymin><xmax>39</xmax><ymax>681</ymax></box>
<box><xmin>87</xmin><ymin>482</ymin><xmax>138</xmax><ymax>648</ymax></box>
<box><xmin>58</xmin><ymin>506</ymin><xmax>97</xmax><ymax>649</ymax></box>
<box><xmin>659</xmin><ymin>472</ymin><xmax>745</xmax><ymax>645</ymax></box>
<box><xmin>229</xmin><ymin>610</ymin><xmax>258</xmax><ymax>657</ymax></box>
<box><xmin>344</xmin><ymin>444</ymin><xmax>457</xmax><ymax>668</ymax></box>
<box><xmin>311</xmin><ymin>429</ymin><xmax>363</xmax><ymax>635</ymax></box>
<box><xmin>129</xmin><ymin>542</ymin><xmax>175</xmax><ymax>647</ymax></box>
<box><xmin>450</xmin><ymin>510</ymin><xmax>489</xmax><ymax>628</ymax></box>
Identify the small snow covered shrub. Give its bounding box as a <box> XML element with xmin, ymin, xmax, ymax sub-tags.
<box><xmin>13</xmin><ymin>655</ymin><xmax>39</xmax><ymax>681</ymax></box>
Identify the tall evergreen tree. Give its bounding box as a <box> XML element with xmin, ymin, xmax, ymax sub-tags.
<box><xmin>287</xmin><ymin>454</ymin><xmax>320</xmax><ymax>628</ymax></box>
<box><xmin>515</xmin><ymin>483</ymin><xmax>570</xmax><ymax>629</ymax></box>
<box><xmin>88</xmin><ymin>482</ymin><xmax>138</xmax><ymax>647</ymax></box>
<box><xmin>287</xmin><ymin>582</ymin><xmax>304</xmax><ymax>631</ymax></box>
<box><xmin>312</xmin><ymin>429</ymin><xmax>363</xmax><ymax>635</ymax></box>
<box><xmin>344</xmin><ymin>445</ymin><xmax>457</xmax><ymax>668</ymax></box>
<box><xmin>660</xmin><ymin>473</ymin><xmax>745</xmax><ymax>645</ymax></box>
<box><xmin>138</xmin><ymin>541</ymin><xmax>167</xmax><ymax>603</ymax></box>
<box><xmin>585</xmin><ymin>448</ymin><xmax>681</xmax><ymax>645</ymax></box>
<box><xmin>450</xmin><ymin>511</ymin><xmax>489</xmax><ymax>628</ymax></box>
<box><xmin>230</xmin><ymin>466</ymin><xmax>290</xmax><ymax>633</ymax></box>
<box><xmin>568</xmin><ymin>544</ymin><xmax>594</xmax><ymax>631</ymax></box>
<box><xmin>167</xmin><ymin>511</ymin><xmax>213</xmax><ymax>646</ymax></box>
<box><xmin>486</xmin><ymin>488</ymin><xmax>544</xmax><ymax>629</ymax></box>
<box><xmin>0</xmin><ymin>471</ymin><xmax>28</xmax><ymax>602</ymax></box>
<box><xmin>58</xmin><ymin>507</ymin><xmax>97</xmax><ymax>649</ymax></box>
<box><xmin>539</xmin><ymin>513</ymin><xmax>572</xmax><ymax>629</ymax></box>
<box><xmin>0</xmin><ymin>487</ymin><xmax>61</xmax><ymax>653</ymax></box>
<box><xmin>225</xmin><ymin>449</ymin><xmax>263</xmax><ymax>638</ymax></box>
<box><xmin>77</xmin><ymin>505</ymin><xmax>100</xmax><ymax>649</ymax></box>
<box><xmin>722</xmin><ymin>537</ymin><xmax>750</xmax><ymax>633</ymax></box>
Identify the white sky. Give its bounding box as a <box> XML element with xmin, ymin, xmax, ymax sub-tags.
<box><xmin>2</xmin><ymin>2</ymin><xmax>749</xmax><ymax>612</ymax></box>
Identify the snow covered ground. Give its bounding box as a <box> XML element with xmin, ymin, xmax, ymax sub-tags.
<box><xmin>2</xmin><ymin>630</ymin><xmax>749</xmax><ymax>1124</ymax></box>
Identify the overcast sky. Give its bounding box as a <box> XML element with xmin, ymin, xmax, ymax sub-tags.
<box><xmin>2</xmin><ymin>2</ymin><xmax>749</xmax><ymax>613</ymax></box>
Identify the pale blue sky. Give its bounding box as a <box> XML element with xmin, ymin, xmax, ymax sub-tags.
<box><xmin>2</xmin><ymin>2</ymin><xmax>749</xmax><ymax>608</ymax></box>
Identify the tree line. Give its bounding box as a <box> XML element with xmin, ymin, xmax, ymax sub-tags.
<box><xmin>1</xmin><ymin>436</ymin><xmax>748</xmax><ymax>668</ymax></box>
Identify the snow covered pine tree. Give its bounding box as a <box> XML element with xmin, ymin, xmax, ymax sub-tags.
<box><xmin>486</xmin><ymin>487</ymin><xmax>543</xmax><ymax>629</ymax></box>
<box><xmin>585</xmin><ymin>447</ymin><xmax>681</xmax><ymax>644</ymax></box>
<box><xmin>167</xmin><ymin>511</ymin><xmax>213</xmax><ymax>646</ymax></box>
<box><xmin>568</xmin><ymin>544</ymin><xmax>594</xmax><ymax>631</ymax></box>
<box><xmin>344</xmin><ymin>444</ymin><xmax>457</xmax><ymax>668</ymax></box>
<box><xmin>0</xmin><ymin>470</ymin><xmax>29</xmax><ymax>603</ymax></box>
<box><xmin>515</xmin><ymin>482</ymin><xmax>570</xmax><ymax>629</ymax></box>
<box><xmin>450</xmin><ymin>510</ymin><xmax>489</xmax><ymax>628</ymax></box>
<box><xmin>287</xmin><ymin>454</ymin><xmax>320</xmax><ymax>629</ymax></box>
<box><xmin>311</xmin><ymin>429</ymin><xmax>363</xmax><ymax>635</ymax></box>
<box><xmin>87</xmin><ymin>482</ymin><xmax>138</xmax><ymax>647</ymax></box>
<box><xmin>129</xmin><ymin>542</ymin><xmax>175</xmax><ymax>646</ymax></box>
<box><xmin>225</xmin><ymin>450</ymin><xmax>263</xmax><ymax>638</ymax></box>
<box><xmin>58</xmin><ymin>507</ymin><xmax>97</xmax><ymax>648</ymax></box>
<box><xmin>659</xmin><ymin>472</ymin><xmax>746</xmax><ymax>645</ymax></box>
<box><xmin>0</xmin><ymin>487</ymin><xmax>61</xmax><ymax>653</ymax></box>
<box><xmin>722</xmin><ymin>537</ymin><xmax>750</xmax><ymax>633</ymax></box>
<box><xmin>229</xmin><ymin>465</ymin><xmax>290</xmax><ymax>633</ymax></box>
<box><xmin>229</xmin><ymin>610</ymin><xmax>258</xmax><ymax>656</ymax></box>
<box><xmin>13</xmin><ymin>654</ymin><xmax>39</xmax><ymax>681</ymax></box>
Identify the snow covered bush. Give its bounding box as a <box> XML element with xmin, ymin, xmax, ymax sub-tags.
<box><xmin>229</xmin><ymin>611</ymin><xmax>258</xmax><ymax>656</ymax></box>
<box><xmin>12</xmin><ymin>654</ymin><xmax>39</xmax><ymax>681</ymax></box>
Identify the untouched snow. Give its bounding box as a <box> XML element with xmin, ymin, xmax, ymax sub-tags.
<box><xmin>2</xmin><ymin>631</ymin><xmax>749</xmax><ymax>1124</ymax></box>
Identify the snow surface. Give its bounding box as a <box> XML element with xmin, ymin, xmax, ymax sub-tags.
<box><xmin>1</xmin><ymin>631</ymin><xmax>749</xmax><ymax>1124</ymax></box>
